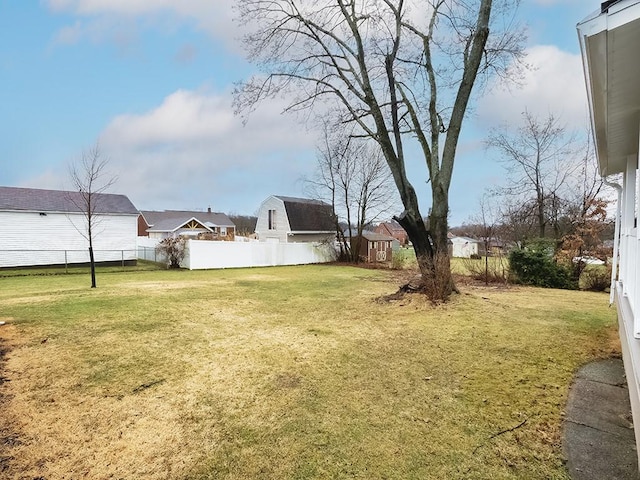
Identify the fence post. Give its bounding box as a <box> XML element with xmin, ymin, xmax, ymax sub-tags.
<box><xmin>121</xmin><ymin>250</ymin><xmax>125</xmax><ymax>269</ymax></box>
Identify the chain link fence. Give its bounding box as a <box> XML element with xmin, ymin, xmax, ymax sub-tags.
<box><xmin>0</xmin><ymin>249</ymin><xmax>141</xmax><ymax>270</ymax></box>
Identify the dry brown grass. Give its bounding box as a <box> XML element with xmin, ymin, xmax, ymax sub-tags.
<box><xmin>0</xmin><ymin>265</ymin><xmax>618</xmax><ymax>479</ymax></box>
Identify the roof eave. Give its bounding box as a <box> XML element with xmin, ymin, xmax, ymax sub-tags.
<box><xmin>578</xmin><ymin>1</ymin><xmax>640</xmax><ymax>176</ymax></box>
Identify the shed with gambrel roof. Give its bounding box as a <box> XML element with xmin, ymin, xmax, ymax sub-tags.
<box><xmin>255</xmin><ymin>195</ymin><xmax>336</xmax><ymax>243</ymax></box>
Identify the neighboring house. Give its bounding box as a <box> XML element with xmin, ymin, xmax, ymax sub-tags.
<box><xmin>139</xmin><ymin>209</ymin><xmax>236</xmax><ymax>241</ymax></box>
<box><xmin>375</xmin><ymin>220</ymin><xmax>409</xmax><ymax>246</ymax></box>
<box><xmin>477</xmin><ymin>238</ymin><xmax>509</xmax><ymax>257</ymax></box>
<box><xmin>0</xmin><ymin>185</ymin><xmax>138</xmax><ymax>268</ymax></box>
<box><xmin>449</xmin><ymin>236</ymin><xmax>479</xmax><ymax>258</ymax></box>
<box><xmin>255</xmin><ymin>195</ymin><xmax>335</xmax><ymax>243</ymax></box>
<box><xmin>351</xmin><ymin>231</ymin><xmax>394</xmax><ymax>263</ymax></box>
<box><xmin>578</xmin><ymin>0</ymin><xmax>640</xmax><ymax>464</ymax></box>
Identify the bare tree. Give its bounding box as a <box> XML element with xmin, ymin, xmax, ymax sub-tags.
<box><xmin>564</xmin><ymin>129</ymin><xmax>611</xmax><ymax>247</ymax></box>
<box><xmin>68</xmin><ymin>144</ymin><xmax>117</xmax><ymax>288</ymax></box>
<box><xmin>558</xmin><ymin>130</ymin><xmax>614</xmax><ymax>276</ymax></box>
<box><xmin>235</xmin><ymin>0</ymin><xmax>525</xmax><ymax>301</ymax></box>
<box><xmin>306</xmin><ymin>124</ymin><xmax>399</xmax><ymax>262</ymax></box>
<box><xmin>475</xmin><ymin>195</ymin><xmax>498</xmax><ymax>283</ymax></box>
<box><xmin>228</xmin><ymin>214</ymin><xmax>258</xmax><ymax>236</ymax></box>
<box><xmin>487</xmin><ymin>110</ymin><xmax>578</xmax><ymax>240</ymax></box>
<box><xmin>156</xmin><ymin>237</ymin><xmax>187</xmax><ymax>269</ymax></box>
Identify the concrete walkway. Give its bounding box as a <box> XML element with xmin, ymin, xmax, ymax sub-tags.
<box><xmin>564</xmin><ymin>358</ymin><xmax>638</xmax><ymax>479</ymax></box>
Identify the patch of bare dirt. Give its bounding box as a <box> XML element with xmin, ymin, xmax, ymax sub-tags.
<box><xmin>376</xmin><ymin>272</ymin><xmax>515</xmax><ymax>303</ymax></box>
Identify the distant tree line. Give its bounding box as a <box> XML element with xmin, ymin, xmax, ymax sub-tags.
<box><xmin>228</xmin><ymin>214</ymin><xmax>258</xmax><ymax>237</ymax></box>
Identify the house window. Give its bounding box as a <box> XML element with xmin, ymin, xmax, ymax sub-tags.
<box><xmin>268</xmin><ymin>209</ymin><xmax>276</xmax><ymax>230</ymax></box>
<box><xmin>220</xmin><ymin>227</ymin><xmax>227</xmax><ymax>236</ymax></box>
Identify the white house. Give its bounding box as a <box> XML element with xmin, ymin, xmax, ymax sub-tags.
<box><xmin>255</xmin><ymin>195</ymin><xmax>336</xmax><ymax>243</ymax></box>
<box><xmin>578</xmin><ymin>0</ymin><xmax>640</xmax><ymax>464</ymax></box>
<box><xmin>139</xmin><ymin>209</ymin><xmax>236</xmax><ymax>241</ymax></box>
<box><xmin>0</xmin><ymin>186</ymin><xmax>139</xmax><ymax>268</ymax></box>
<box><xmin>449</xmin><ymin>236</ymin><xmax>479</xmax><ymax>258</ymax></box>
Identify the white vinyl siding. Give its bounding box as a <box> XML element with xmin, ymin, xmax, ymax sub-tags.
<box><xmin>255</xmin><ymin>196</ymin><xmax>290</xmax><ymax>243</ymax></box>
<box><xmin>0</xmin><ymin>211</ymin><xmax>138</xmax><ymax>268</ymax></box>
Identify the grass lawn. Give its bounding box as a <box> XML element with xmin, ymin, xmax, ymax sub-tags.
<box><xmin>0</xmin><ymin>265</ymin><xmax>618</xmax><ymax>479</ymax></box>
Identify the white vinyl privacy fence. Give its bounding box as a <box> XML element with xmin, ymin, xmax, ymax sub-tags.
<box><xmin>137</xmin><ymin>238</ymin><xmax>337</xmax><ymax>270</ymax></box>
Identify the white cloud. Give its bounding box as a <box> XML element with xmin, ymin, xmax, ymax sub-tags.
<box><xmin>476</xmin><ymin>45</ymin><xmax>588</xmax><ymax>131</ymax></box>
<box><xmin>95</xmin><ymin>88</ymin><xmax>317</xmax><ymax>212</ymax></box>
<box><xmin>23</xmin><ymin>88</ymin><xmax>319</xmax><ymax>214</ymax></box>
<box><xmin>46</xmin><ymin>0</ymin><xmax>238</xmax><ymax>48</ymax></box>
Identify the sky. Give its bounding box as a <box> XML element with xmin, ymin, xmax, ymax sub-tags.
<box><xmin>0</xmin><ymin>0</ymin><xmax>597</xmax><ymax>226</ymax></box>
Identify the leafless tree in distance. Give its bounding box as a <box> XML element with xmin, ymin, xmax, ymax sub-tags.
<box><xmin>68</xmin><ymin>144</ymin><xmax>117</xmax><ymax>288</ymax></box>
<box><xmin>305</xmin><ymin>122</ymin><xmax>399</xmax><ymax>262</ymax></box>
<box><xmin>487</xmin><ymin>110</ymin><xmax>580</xmax><ymax>240</ymax></box>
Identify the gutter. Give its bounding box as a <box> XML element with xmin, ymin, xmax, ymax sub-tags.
<box><xmin>603</xmin><ymin>176</ymin><xmax>623</xmax><ymax>304</ymax></box>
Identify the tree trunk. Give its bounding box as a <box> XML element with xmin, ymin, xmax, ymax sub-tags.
<box><xmin>89</xmin><ymin>245</ymin><xmax>96</xmax><ymax>288</ymax></box>
<box><xmin>484</xmin><ymin>240</ymin><xmax>489</xmax><ymax>285</ymax></box>
<box><xmin>394</xmin><ymin>195</ymin><xmax>456</xmax><ymax>302</ymax></box>
<box><xmin>428</xmin><ymin>190</ymin><xmax>457</xmax><ymax>299</ymax></box>
<box><xmin>537</xmin><ymin>199</ymin><xmax>545</xmax><ymax>238</ymax></box>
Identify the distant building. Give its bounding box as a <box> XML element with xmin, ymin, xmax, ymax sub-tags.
<box><xmin>375</xmin><ymin>220</ymin><xmax>409</xmax><ymax>245</ymax></box>
<box><xmin>0</xmin><ymin>186</ymin><xmax>138</xmax><ymax>268</ymax></box>
<box><xmin>351</xmin><ymin>231</ymin><xmax>394</xmax><ymax>263</ymax></box>
<box><xmin>255</xmin><ymin>195</ymin><xmax>336</xmax><ymax>243</ymax></box>
<box><xmin>139</xmin><ymin>209</ymin><xmax>236</xmax><ymax>241</ymax></box>
<box><xmin>448</xmin><ymin>236</ymin><xmax>479</xmax><ymax>258</ymax></box>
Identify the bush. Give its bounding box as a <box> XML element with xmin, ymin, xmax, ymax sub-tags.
<box><xmin>156</xmin><ymin>237</ymin><xmax>187</xmax><ymax>269</ymax></box>
<box><xmin>469</xmin><ymin>253</ymin><xmax>481</xmax><ymax>260</ymax></box>
<box><xmin>580</xmin><ymin>265</ymin><xmax>611</xmax><ymax>292</ymax></box>
<box><xmin>461</xmin><ymin>255</ymin><xmax>509</xmax><ymax>284</ymax></box>
<box><xmin>390</xmin><ymin>247</ymin><xmax>416</xmax><ymax>270</ymax></box>
<box><xmin>391</xmin><ymin>252</ymin><xmax>407</xmax><ymax>270</ymax></box>
<box><xmin>509</xmin><ymin>243</ymin><xmax>576</xmax><ymax>290</ymax></box>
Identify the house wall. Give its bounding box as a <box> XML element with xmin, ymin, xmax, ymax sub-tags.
<box><xmin>255</xmin><ymin>196</ymin><xmax>290</xmax><ymax>243</ymax></box>
<box><xmin>0</xmin><ymin>211</ymin><xmax>138</xmax><ymax>268</ymax></box>
<box><xmin>353</xmin><ymin>238</ymin><xmax>392</xmax><ymax>263</ymax></box>
<box><xmin>289</xmin><ymin>233</ymin><xmax>334</xmax><ymax>244</ymax></box>
<box><xmin>367</xmin><ymin>240</ymin><xmax>392</xmax><ymax>262</ymax></box>
<box><xmin>615</xmin><ymin>152</ymin><xmax>640</xmax><ymax>460</ymax></box>
<box><xmin>137</xmin><ymin>215</ymin><xmax>149</xmax><ymax>236</ymax></box>
<box><xmin>375</xmin><ymin>224</ymin><xmax>408</xmax><ymax>245</ymax></box>
<box><xmin>451</xmin><ymin>239</ymin><xmax>479</xmax><ymax>258</ymax></box>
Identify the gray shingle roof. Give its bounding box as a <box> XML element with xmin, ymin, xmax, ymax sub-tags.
<box><xmin>140</xmin><ymin>210</ymin><xmax>235</xmax><ymax>232</ymax></box>
<box><xmin>275</xmin><ymin>196</ymin><xmax>335</xmax><ymax>232</ymax></box>
<box><xmin>0</xmin><ymin>186</ymin><xmax>138</xmax><ymax>215</ymax></box>
<box><xmin>343</xmin><ymin>230</ymin><xmax>395</xmax><ymax>241</ymax></box>
<box><xmin>360</xmin><ymin>230</ymin><xmax>395</xmax><ymax>242</ymax></box>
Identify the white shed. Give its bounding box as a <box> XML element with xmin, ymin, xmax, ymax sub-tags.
<box><xmin>255</xmin><ymin>195</ymin><xmax>336</xmax><ymax>243</ymax></box>
<box><xmin>449</xmin><ymin>236</ymin><xmax>479</xmax><ymax>258</ymax></box>
<box><xmin>0</xmin><ymin>186</ymin><xmax>139</xmax><ymax>268</ymax></box>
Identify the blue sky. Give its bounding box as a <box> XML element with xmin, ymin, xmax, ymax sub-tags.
<box><xmin>1</xmin><ymin>0</ymin><xmax>595</xmax><ymax>225</ymax></box>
